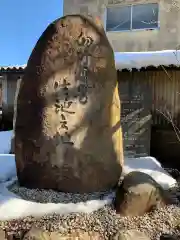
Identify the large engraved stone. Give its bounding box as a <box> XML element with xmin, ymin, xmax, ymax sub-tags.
<box><xmin>14</xmin><ymin>14</ymin><xmax>123</xmax><ymax>193</ymax></box>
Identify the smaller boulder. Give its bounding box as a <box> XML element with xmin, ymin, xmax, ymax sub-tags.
<box><xmin>112</xmin><ymin>229</ymin><xmax>150</xmax><ymax>240</ymax></box>
<box><xmin>57</xmin><ymin>231</ymin><xmax>102</xmax><ymax>240</ymax></box>
<box><xmin>23</xmin><ymin>227</ymin><xmax>50</xmax><ymax>240</ymax></box>
<box><xmin>114</xmin><ymin>171</ymin><xmax>168</xmax><ymax>216</ymax></box>
<box><xmin>23</xmin><ymin>227</ymin><xmax>102</xmax><ymax>240</ymax></box>
<box><xmin>0</xmin><ymin>230</ymin><xmax>6</xmax><ymax>240</ymax></box>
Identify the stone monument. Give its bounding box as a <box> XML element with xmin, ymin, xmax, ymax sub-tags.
<box><xmin>14</xmin><ymin>14</ymin><xmax>124</xmax><ymax>193</ymax></box>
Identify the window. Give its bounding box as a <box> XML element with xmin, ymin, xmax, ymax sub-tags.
<box><xmin>106</xmin><ymin>3</ymin><xmax>159</xmax><ymax>32</ymax></box>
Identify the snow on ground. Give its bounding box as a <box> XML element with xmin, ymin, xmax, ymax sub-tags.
<box><xmin>123</xmin><ymin>156</ymin><xmax>177</xmax><ymax>189</ymax></box>
<box><xmin>0</xmin><ymin>154</ymin><xmax>16</xmax><ymax>183</ymax></box>
<box><xmin>114</xmin><ymin>50</ymin><xmax>180</xmax><ymax>70</ymax></box>
<box><xmin>0</xmin><ymin>130</ymin><xmax>177</xmax><ymax>221</ymax></box>
<box><xmin>0</xmin><ymin>130</ymin><xmax>13</xmax><ymax>154</ymax></box>
<box><xmin>0</xmin><ymin>177</ymin><xmax>113</xmax><ymax>221</ymax></box>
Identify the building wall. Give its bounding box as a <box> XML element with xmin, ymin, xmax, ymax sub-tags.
<box><xmin>63</xmin><ymin>0</ymin><xmax>180</xmax><ymax>52</ymax></box>
<box><xmin>6</xmin><ymin>73</ymin><xmax>22</xmax><ymax>107</ymax></box>
<box><xmin>1</xmin><ymin>74</ymin><xmax>7</xmax><ymax>107</ymax></box>
<box><xmin>0</xmin><ymin>77</ymin><xmax>3</xmax><ymax>108</ymax></box>
<box><xmin>0</xmin><ymin>72</ymin><xmax>23</xmax><ymax>123</ymax></box>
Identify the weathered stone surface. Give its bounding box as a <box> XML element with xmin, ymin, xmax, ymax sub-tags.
<box><xmin>112</xmin><ymin>229</ymin><xmax>150</xmax><ymax>240</ymax></box>
<box><xmin>54</xmin><ymin>231</ymin><xmax>102</xmax><ymax>240</ymax></box>
<box><xmin>14</xmin><ymin>14</ymin><xmax>123</xmax><ymax>193</ymax></box>
<box><xmin>114</xmin><ymin>171</ymin><xmax>167</xmax><ymax>216</ymax></box>
<box><xmin>0</xmin><ymin>230</ymin><xmax>6</xmax><ymax>240</ymax></box>
<box><xmin>23</xmin><ymin>227</ymin><xmax>102</xmax><ymax>240</ymax></box>
<box><xmin>23</xmin><ymin>227</ymin><xmax>50</xmax><ymax>240</ymax></box>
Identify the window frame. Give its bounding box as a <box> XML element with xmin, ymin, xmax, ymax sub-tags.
<box><xmin>105</xmin><ymin>2</ymin><xmax>160</xmax><ymax>32</ymax></box>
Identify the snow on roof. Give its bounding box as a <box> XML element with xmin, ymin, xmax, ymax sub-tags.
<box><xmin>0</xmin><ymin>65</ymin><xmax>26</xmax><ymax>71</ymax></box>
<box><xmin>1</xmin><ymin>50</ymin><xmax>180</xmax><ymax>72</ymax></box>
<box><xmin>114</xmin><ymin>50</ymin><xmax>180</xmax><ymax>70</ymax></box>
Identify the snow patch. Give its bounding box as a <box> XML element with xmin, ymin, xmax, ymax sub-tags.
<box><xmin>0</xmin><ymin>131</ymin><xmax>13</xmax><ymax>154</ymax></box>
<box><xmin>114</xmin><ymin>50</ymin><xmax>180</xmax><ymax>70</ymax></box>
<box><xmin>0</xmin><ymin>154</ymin><xmax>16</xmax><ymax>182</ymax></box>
<box><xmin>0</xmin><ymin>179</ymin><xmax>114</xmax><ymax>221</ymax></box>
<box><xmin>123</xmin><ymin>156</ymin><xmax>177</xmax><ymax>189</ymax></box>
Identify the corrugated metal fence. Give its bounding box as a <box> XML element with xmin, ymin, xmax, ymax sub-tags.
<box><xmin>118</xmin><ymin>68</ymin><xmax>180</xmax><ymax>128</ymax></box>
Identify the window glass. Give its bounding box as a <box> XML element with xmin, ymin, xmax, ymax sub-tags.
<box><xmin>106</xmin><ymin>6</ymin><xmax>131</xmax><ymax>31</ymax></box>
<box><xmin>132</xmin><ymin>3</ymin><xmax>159</xmax><ymax>30</ymax></box>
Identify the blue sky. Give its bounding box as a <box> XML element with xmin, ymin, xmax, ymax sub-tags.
<box><xmin>0</xmin><ymin>0</ymin><xmax>63</xmax><ymax>66</ymax></box>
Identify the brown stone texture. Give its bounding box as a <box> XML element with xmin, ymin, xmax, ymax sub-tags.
<box><xmin>14</xmin><ymin>14</ymin><xmax>123</xmax><ymax>193</ymax></box>
<box><xmin>112</xmin><ymin>229</ymin><xmax>150</xmax><ymax>240</ymax></box>
<box><xmin>114</xmin><ymin>171</ymin><xmax>167</xmax><ymax>216</ymax></box>
<box><xmin>23</xmin><ymin>227</ymin><xmax>102</xmax><ymax>240</ymax></box>
<box><xmin>0</xmin><ymin>230</ymin><xmax>6</xmax><ymax>240</ymax></box>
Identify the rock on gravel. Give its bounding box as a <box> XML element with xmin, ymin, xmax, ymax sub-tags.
<box><xmin>23</xmin><ymin>227</ymin><xmax>103</xmax><ymax>240</ymax></box>
<box><xmin>112</xmin><ymin>229</ymin><xmax>150</xmax><ymax>240</ymax></box>
<box><xmin>0</xmin><ymin>204</ymin><xmax>180</xmax><ymax>240</ymax></box>
<box><xmin>0</xmin><ymin>230</ymin><xmax>6</xmax><ymax>240</ymax></box>
<box><xmin>8</xmin><ymin>180</ymin><xmax>113</xmax><ymax>203</ymax></box>
<box><xmin>114</xmin><ymin>171</ymin><xmax>168</xmax><ymax>216</ymax></box>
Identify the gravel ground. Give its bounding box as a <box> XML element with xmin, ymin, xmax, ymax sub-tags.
<box><xmin>1</xmin><ymin>168</ymin><xmax>180</xmax><ymax>239</ymax></box>
<box><xmin>8</xmin><ymin>180</ymin><xmax>113</xmax><ymax>204</ymax></box>
<box><xmin>0</xmin><ymin>204</ymin><xmax>180</xmax><ymax>239</ymax></box>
